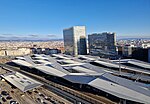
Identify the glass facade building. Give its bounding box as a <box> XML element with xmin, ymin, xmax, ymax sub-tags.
<box><xmin>88</xmin><ymin>32</ymin><xmax>116</xmax><ymax>57</ymax></box>
<box><xmin>63</xmin><ymin>26</ymin><xmax>87</xmax><ymax>56</ymax></box>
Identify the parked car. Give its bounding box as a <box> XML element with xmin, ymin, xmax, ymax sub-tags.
<box><xmin>10</xmin><ymin>100</ymin><xmax>19</xmax><ymax>104</ymax></box>
<box><xmin>1</xmin><ymin>91</ymin><xmax>9</xmax><ymax>96</ymax></box>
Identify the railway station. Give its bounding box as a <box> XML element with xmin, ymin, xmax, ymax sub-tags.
<box><xmin>8</xmin><ymin>54</ymin><xmax>150</xmax><ymax>104</ymax></box>
<box><xmin>1</xmin><ymin>72</ymin><xmax>43</xmax><ymax>92</ymax></box>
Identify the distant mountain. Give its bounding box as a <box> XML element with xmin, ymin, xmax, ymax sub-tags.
<box><xmin>117</xmin><ymin>38</ymin><xmax>150</xmax><ymax>41</ymax></box>
<box><xmin>0</xmin><ymin>39</ymin><xmax>63</xmax><ymax>42</ymax></box>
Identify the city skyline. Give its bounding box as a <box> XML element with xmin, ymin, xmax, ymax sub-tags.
<box><xmin>0</xmin><ymin>0</ymin><xmax>150</xmax><ymax>40</ymax></box>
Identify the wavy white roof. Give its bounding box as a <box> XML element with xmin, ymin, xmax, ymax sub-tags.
<box><xmin>35</xmin><ymin>65</ymin><xmax>67</xmax><ymax>77</ymax></box>
<box><xmin>11</xmin><ymin>54</ymin><xmax>150</xmax><ymax>103</ymax></box>
<box><xmin>12</xmin><ymin>60</ymin><xmax>33</xmax><ymax>67</ymax></box>
<box><xmin>89</xmin><ymin>78</ymin><xmax>150</xmax><ymax>104</ymax></box>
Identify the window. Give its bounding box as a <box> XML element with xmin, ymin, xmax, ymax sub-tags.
<box><xmin>20</xmin><ymin>80</ymin><xmax>24</xmax><ymax>83</ymax></box>
<box><xmin>23</xmin><ymin>77</ymin><xmax>27</xmax><ymax>80</ymax></box>
<box><xmin>10</xmin><ymin>77</ymin><xmax>14</xmax><ymax>79</ymax></box>
<box><xmin>27</xmin><ymin>81</ymin><xmax>31</xmax><ymax>84</ymax></box>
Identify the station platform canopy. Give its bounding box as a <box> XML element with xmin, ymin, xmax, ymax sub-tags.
<box><xmin>1</xmin><ymin>72</ymin><xmax>43</xmax><ymax>92</ymax></box>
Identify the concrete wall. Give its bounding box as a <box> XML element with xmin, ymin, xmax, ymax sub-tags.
<box><xmin>0</xmin><ymin>50</ymin><xmax>6</xmax><ymax>56</ymax></box>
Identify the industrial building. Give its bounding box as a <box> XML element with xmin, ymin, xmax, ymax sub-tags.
<box><xmin>9</xmin><ymin>54</ymin><xmax>150</xmax><ymax>104</ymax></box>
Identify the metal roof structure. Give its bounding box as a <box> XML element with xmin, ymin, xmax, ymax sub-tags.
<box><xmin>33</xmin><ymin>56</ymin><xmax>49</xmax><ymax>60</ymax></box>
<box><xmin>61</xmin><ymin>63</ymin><xmax>86</xmax><ymax>67</ymax></box>
<box><xmin>15</xmin><ymin>57</ymin><xmax>26</xmax><ymax>60</ymax></box>
<box><xmin>64</xmin><ymin>75</ymin><xmax>96</xmax><ymax>84</ymax></box>
<box><xmin>72</xmin><ymin>66</ymin><xmax>97</xmax><ymax>73</ymax></box>
<box><xmin>33</xmin><ymin>59</ymin><xmax>52</xmax><ymax>65</ymax></box>
<box><xmin>78</xmin><ymin>55</ymin><xmax>96</xmax><ymax>61</ymax></box>
<box><xmin>101</xmin><ymin>73</ymin><xmax>150</xmax><ymax>96</ymax></box>
<box><xmin>11</xmin><ymin>54</ymin><xmax>150</xmax><ymax>103</ymax></box>
<box><xmin>35</xmin><ymin>65</ymin><xmax>67</xmax><ymax>77</ymax></box>
<box><xmin>24</xmin><ymin>55</ymin><xmax>36</xmax><ymax>65</ymax></box>
<box><xmin>1</xmin><ymin>72</ymin><xmax>43</xmax><ymax>92</ymax></box>
<box><xmin>88</xmin><ymin>78</ymin><xmax>150</xmax><ymax>104</ymax></box>
<box><xmin>58</xmin><ymin>60</ymin><xmax>80</xmax><ymax>64</ymax></box>
<box><xmin>51</xmin><ymin>54</ymin><xmax>71</xmax><ymax>60</ymax></box>
<box><xmin>112</xmin><ymin>59</ymin><xmax>150</xmax><ymax>69</ymax></box>
<box><xmin>94</xmin><ymin>60</ymin><xmax>150</xmax><ymax>75</ymax></box>
<box><xmin>126</xmin><ymin>60</ymin><xmax>150</xmax><ymax>69</ymax></box>
<box><xmin>12</xmin><ymin>59</ymin><xmax>33</xmax><ymax>67</ymax></box>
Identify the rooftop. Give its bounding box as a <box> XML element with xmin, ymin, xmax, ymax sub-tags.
<box><xmin>10</xmin><ymin>54</ymin><xmax>150</xmax><ymax>103</ymax></box>
<box><xmin>1</xmin><ymin>72</ymin><xmax>43</xmax><ymax>92</ymax></box>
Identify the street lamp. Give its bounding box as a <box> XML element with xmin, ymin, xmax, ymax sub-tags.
<box><xmin>119</xmin><ymin>57</ymin><xmax>121</xmax><ymax>75</ymax></box>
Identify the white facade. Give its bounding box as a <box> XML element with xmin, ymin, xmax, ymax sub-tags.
<box><xmin>141</xmin><ymin>43</ymin><xmax>150</xmax><ymax>48</ymax></box>
<box><xmin>0</xmin><ymin>48</ymin><xmax>31</xmax><ymax>56</ymax></box>
<box><xmin>63</xmin><ymin>26</ymin><xmax>87</xmax><ymax>56</ymax></box>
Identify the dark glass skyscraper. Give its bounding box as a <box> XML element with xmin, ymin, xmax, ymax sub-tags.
<box><xmin>79</xmin><ymin>36</ymin><xmax>87</xmax><ymax>55</ymax></box>
<box><xmin>88</xmin><ymin>32</ymin><xmax>116</xmax><ymax>57</ymax></box>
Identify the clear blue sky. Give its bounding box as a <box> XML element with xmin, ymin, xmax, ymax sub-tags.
<box><xmin>0</xmin><ymin>0</ymin><xmax>150</xmax><ymax>40</ymax></box>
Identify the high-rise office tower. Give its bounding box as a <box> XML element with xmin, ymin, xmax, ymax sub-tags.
<box><xmin>88</xmin><ymin>32</ymin><xmax>116</xmax><ymax>57</ymax></box>
<box><xmin>63</xmin><ymin>26</ymin><xmax>87</xmax><ymax>56</ymax></box>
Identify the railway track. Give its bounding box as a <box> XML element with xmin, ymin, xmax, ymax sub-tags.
<box><xmin>0</xmin><ymin>63</ymin><xmax>115</xmax><ymax>104</ymax></box>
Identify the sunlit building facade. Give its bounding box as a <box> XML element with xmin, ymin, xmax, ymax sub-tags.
<box><xmin>63</xmin><ymin>26</ymin><xmax>87</xmax><ymax>56</ymax></box>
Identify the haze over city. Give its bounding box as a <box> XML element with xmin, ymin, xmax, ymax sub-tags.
<box><xmin>0</xmin><ymin>0</ymin><xmax>150</xmax><ymax>40</ymax></box>
<box><xmin>0</xmin><ymin>0</ymin><xmax>150</xmax><ymax>104</ymax></box>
